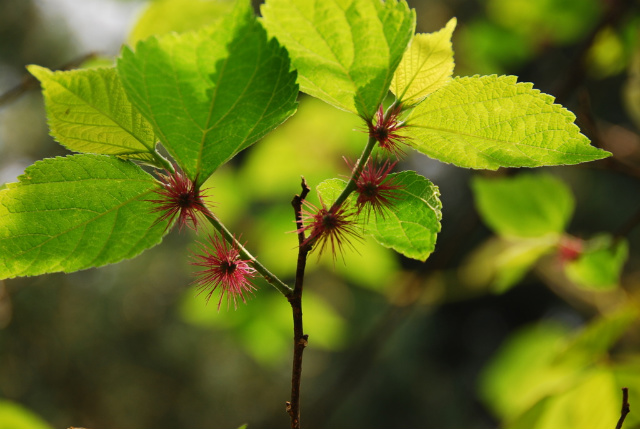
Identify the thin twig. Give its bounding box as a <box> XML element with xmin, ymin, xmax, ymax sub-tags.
<box><xmin>287</xmin><ymin>177</ymin><xmax>311</xmax><ymax>429</ymax></box>
<box><xmin>616</xmin><ymin>387</ymin><xmax>631</xmax><ymax>429</ymax></box>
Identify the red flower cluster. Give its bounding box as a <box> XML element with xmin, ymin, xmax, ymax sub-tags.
<box><xmin>191</xmin><ymin>234</ymin><xmax>256</xmax><ymax>310</ymax></box>
<box><xmin>352</xmin><ymin>157</ymin><xmax>402</xmax><ymax>220</ymax></box>
<box><xmin>148</xmin><ymin>169</ymin><xmax>209</xmax><ymax>232</ymax></box>
<box><xmin>368</xmin><ymin>104</ymin><xmax>409</xmax><ymax>157</ymax></box>
<box><xmin>297</xmin><ymin>199</ymin><xmax>361</xmax><ymax>261</ymax></box>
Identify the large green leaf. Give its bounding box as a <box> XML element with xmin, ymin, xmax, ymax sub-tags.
<box><xmin>406</xmin><ymin>75</ymin><xmax>610</xmax><ymax>169</ymax></box>
<box><xmin>0</xmin><ymin>155</ymin><xmax>168</xmax><ymax>279</ymax></box>
<box><xmin>128</xmin><ymin>0</ymin><xmax>235</xmax><ymax>45</ymax></box>
<box><xmin>28</xmin><ymin>65</ymin><xmax>164</xmax><ymax>167</ymax></box>
<box><xmin>472</xmin><ymin>172</ymin><xmax>574</xmax><ymax>238</ymax></box>
<box><xmin>317</xmin><ymin>170</ymin><xmax>442</xmax><ymax>261</ymax></box>
<box><xmin>118</xmin><ymin>2</ymin><xmax>298</xmax><ymax>185</ymax></box>
<box><xmin>261</xmin><ymin>0</ymin><xmax>415</xmax><ymax>119</ymax></box>
<box><xmin>391</xmin><ymin>18</ymin><xmax>456</xmax><ymax>105</ymax></box>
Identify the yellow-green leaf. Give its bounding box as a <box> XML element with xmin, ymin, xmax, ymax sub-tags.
<box><xmin>28</xmin><ymin>65</ymin><xmax>165</xmax><ymax>167</ymax></box>
<box><xmin>128</xmin><ymin>0</ymin><xmax>235</xmax><ymax>45</ymax></box>
<box><xmin>391</xmin><ymin>18</ymin><xmax>456</xmax><ymax>105</ymax></box>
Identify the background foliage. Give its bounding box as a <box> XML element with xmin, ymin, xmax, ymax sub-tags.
<box><xmin>0</xmin><ymin>0</ymin><xmax>639</xmax><ymax>428</ymax></box>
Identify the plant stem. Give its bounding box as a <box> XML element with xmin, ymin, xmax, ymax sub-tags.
<box><xmin>615</xmin><ymin>387</ymin><xmax>630</xmax><ymax>429</ymax></box>
<box><xmin>153</xmin><ymin>151</ymin><xmax>175</xmax><ymax>173</ymax></box>
<box><xmin>202</xmin><ymin>208</ymin><xmax>293</xmax><ymax>296</ymax></box>
<box><xmin>287</xmin><ymin>178</ymin><xmax>311</xmax><ymax>429</ymax></box>
<box><xmin>331</xmin><ymin>134</ymin><xmax>377</xmax><ymax>210</ymax></box>
<box><xmin>330</xmin><ymin>101</ymin><xmax>398</xmax><ymax>211</ymax></box>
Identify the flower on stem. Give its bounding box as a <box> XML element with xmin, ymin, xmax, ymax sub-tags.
<box><xmin>191</xmin><ymin>234</ymin><xmax>257</xmax><ymax>310</ymax></box>
<box><xmin>367</xmin><ymin>103</ymin><xmax>409</xmax><ymax>157</ymax></box>
<box><xmin>350</xmin><ymin>157</ymin><xmax>402</xmax><ymax>220</ymax></box>
<box><xmin>148</xmin><ymin>169</ymin><xmax>209</xmax><ymax>232</ymax></box>
<box><xmin>297</xmin><ymin>199</ymin><xmax>361</xmax><ymax>261</ymax></box>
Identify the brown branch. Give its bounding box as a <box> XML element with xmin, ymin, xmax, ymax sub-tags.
<box><xmin>286</xmin><ymin>177</ymin><xmax>311</xmax><ymax>429</ymax></box>
<box><xmin>616</xmin><ymin>387</ymin><xmax>631</xmax><ymax>429</ymax></box>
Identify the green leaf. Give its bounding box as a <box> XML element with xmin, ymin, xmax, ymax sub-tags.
<box><xmin>0</xmin><ymin>155</ymin><xmax>168</xmax><ymax>279</ymax></box>
<box><xmin>317</xmin><ymin>170</ymin><xmax>442</xmax><ymax>261</ymax></box>
<box><xmin>564</xmin><ymin>235</ymin><xmax>628</xmax><ymax>290</ymax></box>
<box><xmin>28</xmin><ymin>65</ymin><xmax>164</xmax><ymax>167</ymax></box>
<box><xmin>481</xmin><ymin>309</ymin><xmax>636</xmax><ymax>427</ymax></box>
<box><xmin>128</xmin><ymin>0</ymin><xmax>235</xmax><ymax>45</ymax></box>
<box><xmin>406</xmin><ymin>75</ymin><xmax>610</xmax><ymax>169</ymax></box>
<box><xmin>0</xmin><ymin>400</ymin><xmax>53</xmax><ymax>429</ymax></box>
<box><xmin>118</xmin><ymin>3</ymin><xmax>298</xmax><ymax>185</ymax></box>
<box><xmin>391</xmin><ymin>18</ymin><xmax>456</xmax><ymax>105</ymax></box>
<box><xmin>472</xmin><ymin>172</ymin><xmax>574</xmax><ymax>238</ymax></box>
<box><xmin>261</xmin><ymin>0</ymin><xmax>415</xmax><ymax>119</ymax></box>
<box><xmin>479</xmin><ymin>321</ymin><xmax>577</xmax><ymax>421</ymax></box>
<box><xmin>509</xmin><ymin>367</ymin><xmax>620</xmax><ymax>429</ymax></box>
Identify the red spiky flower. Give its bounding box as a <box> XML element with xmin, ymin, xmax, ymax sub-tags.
<box><xmin>297</xmin><ymin>199</ymin><xmax>361</xmax><ymax>260</ymax></box>
<box><xmin>368</xmin><ymin>103</ymin><xmax>409</xmax><ymax>157</ymax></box>
<box><xmin>148</xmin><ymin>169</ymin><xmax>209</xmax><ymax>232</ymax></box>
<box><xmin>352</xmin><ymin>157</ymin><xmax>402</xmax><ymax>219</ymax></box>
<box><xmin>191</xmin><ymin>234</ymin><xmax>257</xmax><ymax>310</ymax></box>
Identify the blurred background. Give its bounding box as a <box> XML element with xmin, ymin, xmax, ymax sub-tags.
<box><xmin>1</xmin><ymin>0</ymin><xmax>640</xmax><ymax>428</ymax></box>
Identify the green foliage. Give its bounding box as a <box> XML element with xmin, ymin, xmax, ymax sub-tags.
<box><xmin>564</xmin><ymin>235</ymin><xmax>628</xmax><ymax>291</ymax></box>
<box><xmin>480</xmin><ymin>308</ymin><xmax>638</xmax><ymax>429</ymax></box>
<box><xmin>28</xmin><ymin>65</ymin><xmax>165</xmax><ymax>167</ymax></box>
<box><xmin>469</xmin><ymin>172</ymin><xmax>629</xmax><ymax>293</ymax></box>
<box><xmin>128</xmin><ymin>0</ymin><xmax>235</xmax><ymax>45</ymax></box>
<box><xmin>0</xmin><ymin>155</ymin><xmax>167</xmax><ymax>279</ymax></box>
<box><xmin>118</xmin><ymin>2</ymin><xmax>298</xmax><ymax>185</ymax></box>
<box><xmin>0</xmin><ymin>400</ymin><xmax>52</xmax><ymax>429</ymax></box>
<box><xmin>317</xmin><ymin>170</ymin><xmax>442</xmax><ymax>261</ymax></box>
<box><xmin>405</xmin><ymin>75</ymin><xmax>610</xmax><ymax>169</ymax></box>
<box><xmin>472</xmin><ymin>173</ymin><xmax>574</xmax><ymax>238</ymax></box>
<box><xmin>261</xmin><ymin>0</ymin><xmax>415</xmax><ymax>119</ymax></box>
<box><xmin>391</xmin><ymin>18</ymin><xmax>456</xmax><ymax>105</ymax></box>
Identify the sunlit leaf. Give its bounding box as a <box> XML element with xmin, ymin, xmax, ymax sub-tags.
<box><xmin>128</xmin><ymin>0</ymin><xmax>235</xmax><ymax>45</ymax></box>
<box><xmin>472</xmin><ymin>172</ymin><xmax>574</xmax><ymax>238</ymax></box>
<box><xmin>510</xmin><ymin>368</ymin><xmax>619</xmax><ymax>429</ymax></box>
<box><xmin>261</xmin><ymin>0</ymin><xmax>415</xmax><ymax>119</ymax></box>
<box><xmin>406</xmin><ymin>75</ymin><xmax>610</xmax><ymax>169</ymax></box>
<box><xmin>118</xmin><ymin>3</ymin><xmax>298</xmax><ymax>185</ymax></box>
<box><xmin>0</xmin><ymin>155</ymin><xmax>167</xmax><ymax>279</ymax></box>
<box><xmin>28</xmin><ymin>65</ymin><xmax>164</xmax><ymax>167</ymax></box>
<box><xmin>391</xmin><ymin>18</ymin><xmax>456</xmax><ymax>105</ymax></box>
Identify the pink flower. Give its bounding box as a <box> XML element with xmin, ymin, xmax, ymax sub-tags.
<box><xmin>352</xmin><ymin>158</ymin><xmax>402</xmax><ymax>220</ymax></box>
<box><xmin>297</xmin><ymin>199</ymin><xmax>361</xmax><ymax>260</ymax></box>
<box><xmin>148</xmin><ymin>169</ymin><xmax>209</xmax><ymax>232</ymax></box>
<box><xmin>191</xmin><ymin>234</ymin><xmax>257</xmax><ymax>310</ymax></box>
<box><xmin>367</xmin><ymin>104</ymin><xmax>409</xmax><ymax>157</ymax></box>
